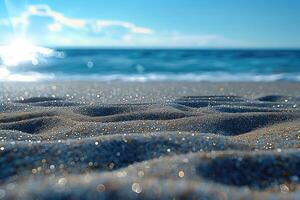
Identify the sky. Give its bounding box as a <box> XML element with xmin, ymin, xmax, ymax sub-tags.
<box><xmin>0</xmin><ymin>0</ymin><xmax>300</xmax><ymax>48</ymax></box>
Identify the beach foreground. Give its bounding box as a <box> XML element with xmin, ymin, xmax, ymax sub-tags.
<box><xmin>0</xmin><ymin>81</ymin><xmax>299</xmax><ymax>199</ymax></box>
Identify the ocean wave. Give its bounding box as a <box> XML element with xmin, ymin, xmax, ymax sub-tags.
<box><xmin>53</xmin><ymin>73</ymin><xmax>300</xmax><ymax>82</ymax></box>
<box><xmin>1</xmin><ymin>49</ymin><xmax>300</xmax><ymax>82</ymax></box>
<box><xmin>0</xmin><ymin>66</ymin><xmax>55</xmax><ymax>81</ymax></box>
<box><xmin>1</xmin><ymin>72</ymin><xmax>299</xmax><ymax>82</ymax></box>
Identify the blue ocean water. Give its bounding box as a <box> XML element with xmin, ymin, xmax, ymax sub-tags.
<box><xmin>2</xmin><ymin>49</ymin><xmax>300</xmax><ymax>81</ymax></box>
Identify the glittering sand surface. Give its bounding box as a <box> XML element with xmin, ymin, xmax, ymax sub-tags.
<box><xmin>0</xmin><ymin>81</ymin><xmax>299</xmax><ymax>199</ymax></box>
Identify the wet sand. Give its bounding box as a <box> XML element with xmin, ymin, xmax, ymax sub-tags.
<box><xmin>0</xmin><ymin>81</ymin><xmax>299</xmax><ymax>199</ymax></box>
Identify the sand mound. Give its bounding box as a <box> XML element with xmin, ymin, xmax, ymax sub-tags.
<box><xmin>0</xmin><ymin>82</ymin><xmax>299</xmax><ymax>199</ymax></box>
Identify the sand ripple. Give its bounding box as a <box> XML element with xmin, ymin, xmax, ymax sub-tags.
<box><xmin>0</xmin><ymin>92</ymin><xmax>299</xmax><ymax>199</ymax></box>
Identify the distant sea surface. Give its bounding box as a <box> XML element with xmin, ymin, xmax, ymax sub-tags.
<box><xmin>3</xmin><ymin>49</ymin><xmax>300</xmax><ymax>82</ymax></box>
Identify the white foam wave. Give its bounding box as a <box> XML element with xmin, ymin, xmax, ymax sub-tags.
<box><xmin>0</xmin><ymin>65</ymin><xmax>54</xmax><ymax>81</ymax></box>
<box><xmin>1</xmin><ymin>69</ymin><xmax>300</xmax><ymax>82</ymax></box>
<box><xmin>1</xmin><ymin>72</ymin><xmax>296</xmax><ymax>82</ymax></box>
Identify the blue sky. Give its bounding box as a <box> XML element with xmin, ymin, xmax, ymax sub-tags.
<box><xmin>0</xmin><ymin>0</ymin><xmax>300</xmax><ymax>48</ymax></box>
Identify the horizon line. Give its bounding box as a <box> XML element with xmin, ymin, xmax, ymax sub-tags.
<box><xmin>49</xmin><ymin>46</ymin><xmax>300</xmax><ymax>50</ymax></box>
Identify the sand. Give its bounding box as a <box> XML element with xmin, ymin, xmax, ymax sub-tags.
<box><xmin>0</xmin><ymin>81</ymin><xmax>299</xmax><ymax>199</ymax></box>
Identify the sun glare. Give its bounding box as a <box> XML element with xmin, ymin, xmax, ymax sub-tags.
<box><xmin>0</xmin><ymin>37</ymin><xmax>57</xmax><ymax>81</ymax></box>
<box><xmin>0</xmin><ymin>38</ymin><xmax>54</xmax><ymax>67</ymax></box>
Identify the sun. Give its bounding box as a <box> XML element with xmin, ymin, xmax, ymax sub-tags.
<box><xmin>0</xmin><ymin>37</ymin><xmax>54</xmax><ymax>67</ymax></box>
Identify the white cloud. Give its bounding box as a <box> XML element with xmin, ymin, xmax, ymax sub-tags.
<box><xmin>0</xmin><ymin>4</ymin><xmax>244</xmax><ymax>47</ymax></box>
<box><xmin>119</xmin><ymin>32</ymin><xmax>238</xmax><ymax>47</ymax></box>
<box><xmin>1</xmin><ymin>4</ymin><xmax>152</xmax><ymax>34</ymax></box>
<box><xmin>28</xmin><ymin>5</ymin><xmax>86</xmax><ymax>30</ymax></box>
<box><xmin>94</xmin><ymin>20</ymin><xmax>152</xmax><ymax>34</ymax></box>
<box><xmin>43</xmin><ymin>32</ymin><xmax>243</xmax><ymax>48</ymax></box>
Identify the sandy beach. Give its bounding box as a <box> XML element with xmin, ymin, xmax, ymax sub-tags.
<box><xmin>0</xmin><ymin>81</ymin><xmax>299</xmax><ymax>199</ymax></box>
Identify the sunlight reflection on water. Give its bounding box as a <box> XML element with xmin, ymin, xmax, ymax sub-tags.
<box><xmin>0</xmin><ymin>38</ymin><xmax>60</xmax><ymax>81</ymax></box>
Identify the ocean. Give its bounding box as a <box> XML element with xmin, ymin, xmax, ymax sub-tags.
<box><xmin>1</xmin><ymin>49</ymin><xmax>300</xmax><ymax>82</ymax></box>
